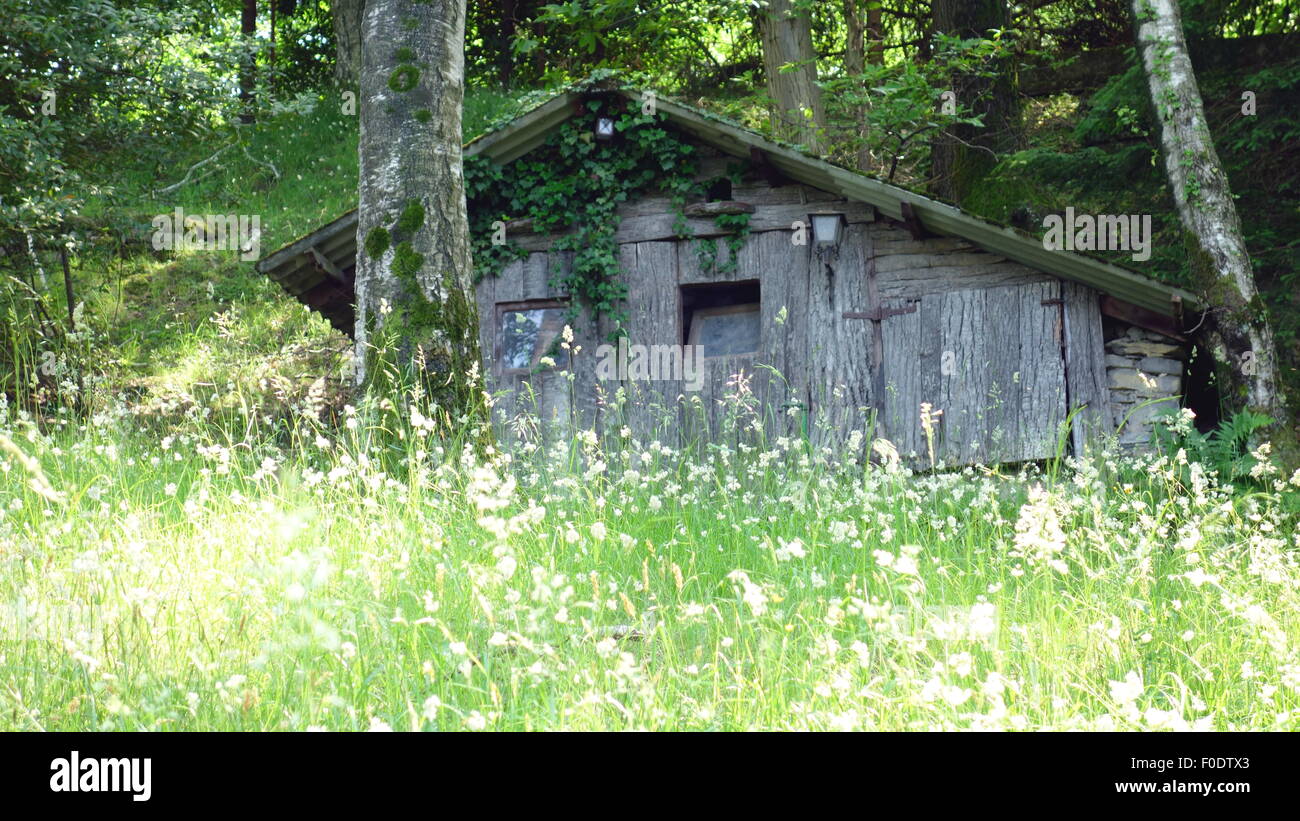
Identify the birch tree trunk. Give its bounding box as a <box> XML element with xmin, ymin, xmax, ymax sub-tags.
<box><xmin>1133</xmin><ymin>0</ymin><xmax>1296</xmax><ymax>461</ymax></box>
<box><xmin>355</xmin><ymin>0</ymin><xmax>485</xmax><ymax>422</ymax></box>
<box><xmin>332</xmin><ymin>0</ymin><xmax>365</xmax><ymax>87</ymax></box>
<box><xmin>758</xmin><ymin>0</ymin><xmax>827</xmax><ymax>154</ymax></box>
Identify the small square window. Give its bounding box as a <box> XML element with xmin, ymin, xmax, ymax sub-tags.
<box><xmin>497</xmin><ymin>301</ymin><xmax>567</xmax><ymax>375</ymax></box>
<box><xmin>682</xmin><ymin>280</ymin><xmax>761</xmax><ymax>358</ymax></box>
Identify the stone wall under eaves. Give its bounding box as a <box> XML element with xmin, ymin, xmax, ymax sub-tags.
<box><xmin>1104</xmin><ymin>322</ymin><xmax>1187</xmax><ymax>449</ymax></box>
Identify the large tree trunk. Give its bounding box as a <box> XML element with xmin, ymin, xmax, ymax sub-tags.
<box><xmin>929</xmin><ymin>0</ymin><xmax>1019</xmax><ymax>204</ymax></box>
<box><xmin>355</xmin><ymin>0</ymin><xmax>484</xmax><ymax>419</ymax></box>
<box><xmin>758</xmin><ymin>0</ymin><xmax>826</xmax><ymax>154</ymax></box>
<box><xmin>332</xmin><ymin>0</ymin><xmax>365</xmax><ymax>87</ymax></box>
<box><xmin>843</xmin><ymin>0</ymin><xmax>870</xmax><ymax>171</ymax></box>
<box><xmin>844</xmin><ymin>1</ymin><xmax>864</xmax><ymax>84</ymax></box>
<box><xmin>1133</xmin><ymin>0</ymin><xmax>1296</xmax><ymax>463</ymax></box>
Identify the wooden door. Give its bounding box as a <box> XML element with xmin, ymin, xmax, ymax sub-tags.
<box><xmin>879</xmin><ymin>280</ymin><xmax>1068</xmax><ymax>466</ymax></box>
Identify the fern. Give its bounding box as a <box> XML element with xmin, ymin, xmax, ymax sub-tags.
<box><xmin>1156</xmin><ymin>409</ymin><xmax>1274</xmax><ymax>482</ymax></box>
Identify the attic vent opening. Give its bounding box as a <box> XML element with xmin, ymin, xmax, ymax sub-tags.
<box><xmin>705</xmin><ymin>177</ymin><xmax>732</xmax><ymax>202</ymax></box>
<box><xmin>682</xmin><ymin>280</ymin><xmax>761</xmax><ymax>358</ymax></box>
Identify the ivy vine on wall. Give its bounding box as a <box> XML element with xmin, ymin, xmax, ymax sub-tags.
<box><xmin>465</xmin><ymin>97</ymin><xmax>751</xmax><ymax>336</ymax></box>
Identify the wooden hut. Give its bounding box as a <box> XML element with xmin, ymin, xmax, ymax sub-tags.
<box><xmin>256</xmin><ymin>87</ymin><xmax>1199</xmax><ymax>465</ymax></box>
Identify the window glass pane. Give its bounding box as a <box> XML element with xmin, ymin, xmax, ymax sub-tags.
<box><xmin>697</xmin><ymin>305</ymin><xmax>760</xmax><ymax>357</ymax></box>
<box><xmin>501</xmin><ymin>307</ymin><xmax>565</xmax><ymax>370</ymax></box>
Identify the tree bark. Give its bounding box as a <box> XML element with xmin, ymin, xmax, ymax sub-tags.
<box><xmin>929</xmin><ymin>0</ymin><xmax>1019</xmax><ymax>204</ymax></box>
<box><xmin>332</xmin><ymin>0</ymin><xmax>365</xmax><ymax>87</ymax></box>
<box><xmin>843</xmin><ymin>0</ymin><xmax>871</xmax><ymax>172</ymax></box>
<box><xmin>843</xmin><ymin>1</ymin><xmax>885</xmax><ymax>172</ymax></box>
<box><xmin>867</xmin><ymin>4</ymin><xmax>884</xmax><ymax>64</ymax></box>
<box><xmin>1133</xmin><ymin>0</ymin><xmax>1296</xmax><ymax>463</ymax></box>
<box><xmin>758</xmin><ymin>0</ymin><xmax>827</xmax><ymax>154</ymax></box>
<box><xmin>240</xmin><ymin>0</ymin><xmax>257</xmax><ymax>123</ymax></box>
<box><xmin>355</xmin><ymin>0</ymin><xmax>485</xmax><ymax>421</ymax></box>
<box><xmin>845</xmin><ymin>1</ymin><xmax>864</xmax><ymax>79</ymax></box>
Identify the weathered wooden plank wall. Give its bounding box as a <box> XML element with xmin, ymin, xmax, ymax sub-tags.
<box><xmin>679</xmin><ymin>235</ymin><xmax>741</xmax><ymax>445</ymax></box>
<box><xmin>607</xmin><ymin>241</ymin><xmax>683</xmax><ymax>443</ymax></box>
<box><xmin>473</xmin><ymin>160</ymin><xmax>1116</xmax><ymax>465</ymax></box>
<box><xmin>754</xmin><ymin>229</ymin><xmax>800</xmax><ymax>442</ymax></box>
<box><xmin>869</xmin><ymin>219</ymin><xmax>1080</xmax><ymax>466</ymax></box>
<box><xmin>487</xmin><ymin>254</ymin><xmax>523</xmax><ymax>424</ymax></box>
<box><xmin>806</xmin><ymin>223</ymin><xmax>875</xmax><ymax>454</ymax></box>
<box><xmin>1012</xmin><ymin>280</ymin><xmax>1069</xmax><ymax>462</ymax></box>
<box><xmin>474</xmin><ymin>258</ymin><xmax>496</xmax><ymax>400</ymax></box>
<box><xmin>879</xmin><ymin>298</ymin><xmax>924</xmax><ymax>458</ymax></box>
<box><xmin>480</xmin><ymin>249</ymin><xmax>596</xmax><ymax>438</ymax></box>
<box><xmin>872</xmin><ymin>223</ymin><xmax>1050</xmax><ymax>299</ymax></box>
<box><xmin>1062</xmin><ymin>281</ymin><xmax>1110</xmax><ymax>454</ymax></box>
<box><xmin>879</xmin><ymin>279</ymin><xmax>1068</xmax><ymax>466</ymax></box>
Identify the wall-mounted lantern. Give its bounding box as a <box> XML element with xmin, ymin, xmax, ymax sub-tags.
<box><xmin>809</xmin><ymin>211</ymin><xmax>846</xmax><ymax>250</ymax></box>
<box><xmin>595</xmin><ymin>116</ymin><xmax>616</xmax><ymax>141</ymax></box>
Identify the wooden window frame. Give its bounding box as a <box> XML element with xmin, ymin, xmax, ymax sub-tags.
<box><xmin>495</xmin><ymin>299</ymin><xmax>570</xmax><ymax>378</ymax></box>
<box><xmin>686</xmin><ymin>302</ymin><xmax>762</xmax><ymax>359</ymax></box>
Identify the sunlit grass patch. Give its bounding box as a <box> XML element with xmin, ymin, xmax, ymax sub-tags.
<box><xmin>2</xmin><ymin>382</ymin><xmax>1298</xmax><ymax>731</ymax></box>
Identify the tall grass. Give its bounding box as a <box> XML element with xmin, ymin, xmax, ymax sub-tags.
<box><xmin>2</xmin><ymin>362</ymin><xmax>1298</xmax><ymax>731</ymax></box>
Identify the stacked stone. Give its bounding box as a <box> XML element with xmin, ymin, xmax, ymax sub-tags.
<box><xmin>1105</xmin><ymin>326</ymin><xmax>1185</xmax><ymax>449</ymax></box>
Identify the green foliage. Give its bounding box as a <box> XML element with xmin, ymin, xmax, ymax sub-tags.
<box><xmin>5</xmin><ymin>0</ymin><xmax>1300</xmax><ymax>729</ymax></box>
<box><xmin>474</xmin><ymin>0</ymin><xmax>757</xmax><ymax>91</ymax></box>
<box><xmin>1155</xmin><ymin>409</ymin><xmax>1276</xmax><ymax>483</ymax></box>
<box><xmin>1178</xmin><ymin>0</ymin><xmax>1295</xmax><ymax>38</ymax></box>
<box><xmin>0</xmin><ymin>275</ymin><xmax>92</xmax><ymax>416</ymax></box>
<box><xmin>0</xmin><ymin>0</ymin><xmax>256</xmax><ymax>242</ymax></box>
<box><xmin>4</xmin><ymin>389</ymin><xmax>1300</xmax><ymax>730</ymax></box>
<box><xmin>695</xmin><ymin>211</ymin><xmax>752</xmax><ymax>276</ymax></box>
<box><xmin>0</xmin><ymin>81</ymin><xmax>522</xmax><ymax>415</ymax></box>
<box><xmin>820</xmin><ymin>34</ymin><xmax>998</xmax><ymax>183</ymax></box>
<box><xmin>1199</xmin><ymin>58</ymin><xmax>1300</xmax><ymax>397</ymax></box>
<box><xmin>1074</xmin><ymin>63</ymin><xmax>1152</xmax><ymax>145</ymax></box>
<box><xmin>1001</xmin><ymin>145</ymin><xmax>1152</xmax><ymax>193</ymax></box>
<box><xmin>264</xmin><ymin>0</ymin><xmax>336</xmax><ymax>93</ymax></box>
<box><xmin>466</xmin><ymin>97</ymin><xmax>725</xmax><ymax>335</ymax></box>
<box><xmin>1018</xmin><ymin>52</ymin><xmax>1300</xmax><ymax>403</ymax></box>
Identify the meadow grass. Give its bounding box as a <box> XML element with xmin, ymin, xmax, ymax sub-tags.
<box><xmin>2</xmin><ymin>370</ymin><xmax>1298</xmax><ymax>732</ymax></box>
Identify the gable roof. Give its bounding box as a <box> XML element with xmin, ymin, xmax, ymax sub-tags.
<box><xmin>257</xmin><ymin>86</ymin><xmax>1198</xmax><ymax>332</ymax></box>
